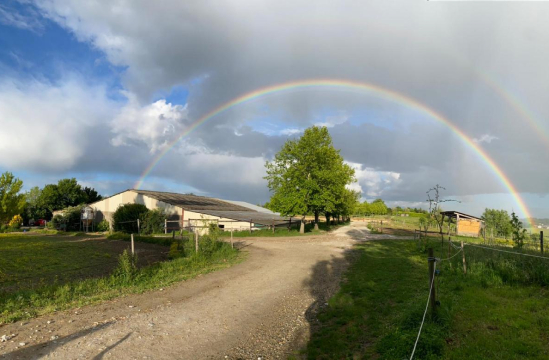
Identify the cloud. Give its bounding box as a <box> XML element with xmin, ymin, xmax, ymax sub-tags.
<box><xmin>315</xmin><ymin>112</ymin><xmax>350</xmax><ymax>128</ymax></box>
<box><xmin>0</xmin><ymin>0</ymin><xmax>546</xmax><ymax>216</ymax></box>
<box><xmin>111</xmin><ymin>95</ymin><xmax>189</xmax><ymax>153</ymax></box>
<box><xmin>0</xmin><ymin>3</ymin><xmax>44</xmax><ymax>33</ymax></box>
<box><xmin>0</xmin><ymin>76</ymin><xmax>114</xmax><ymax>170</ymax></box>
<box><xmin>473</xmin><ymin>134</ymin><xmax>499</xmax><ymax>144</ymax></box>
<box><xmin>346</xmin><ymin>162</ymin><xmax>402</xmax><ymax>198</ymax></box>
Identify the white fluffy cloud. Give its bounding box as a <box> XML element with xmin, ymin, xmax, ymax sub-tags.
<box><xmin>0</xmin><ymin>77</ymin><xmax>114</xmax><ymax>170</ymax></box>
<box><xmin>111</xmin><ymin>95</ymin><xmax>188</xmax><ymax>153</ymax></box>
<box><xmin>346</xmin><ymin>162</ymin><xmax>401</xmax><ymax>199</ymax></box>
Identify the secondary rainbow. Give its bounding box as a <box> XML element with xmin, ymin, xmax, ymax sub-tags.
<box><xmin>134</xmin><ymin>79</ymin><xmax>533</xmax><ymax>224</ymax></box>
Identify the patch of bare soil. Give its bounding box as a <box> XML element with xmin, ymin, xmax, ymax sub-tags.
<box><xmin>0</xmin><ymin>227</ymin><xmax>364</xmax><ymax>360</ymax></box>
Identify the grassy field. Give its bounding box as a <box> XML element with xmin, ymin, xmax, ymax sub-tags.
<box><xmin>0</xmin><ymin>232</ymin><xmax>241</xmax><ymax>324</ymax></box>
<box><xmin>302</xmin><ymin>238</ymin><xmax>549</xmax><ymax>359</ymax></box>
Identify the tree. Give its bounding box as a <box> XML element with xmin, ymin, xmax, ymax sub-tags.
<box><xmin>57</xmin><ymin>178</ymin><xmax>85</xmax><ymax>208</ymax></box>
<box><xmin>22</xmin><ymin>186</ymin><xmax>46</xmax><ymax>224</ymax></box>
<box><xmin>113</xmin><ymin>203</ymin><xmax>149</xmax><ymax>233</ymax></box>
<box><xmin>510</xmin><ymin>211</ymin><xmax>527</xmax><ymax>249</ymax></box>
<box><xmin>82</xmin><ymin>186</ymin><xmax>102</xmax><ymax>203</ymax></box>
<box><xmin>426</xmin><ymin>184</ymin><xmax>459</xmax><ymax>243</ymax></box>
<box><xmin>265</xmin><ymin>126</ymin><xmax>355</xmax><ymax>232</ymax></box>
<box><xmin>481</xmin><ymin>208</ymin><xmax>512</xmax><ymax>238</ymax></box>
<box><xmin>0</xmin><ymin>172</ymin><xmax>26</xmax><ymax>224</ymax></box>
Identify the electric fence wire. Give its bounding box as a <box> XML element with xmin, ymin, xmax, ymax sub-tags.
<box><xmin>409</xmin><ymin>261</ymin><xmax>437</xmax><ymax>360</ymax></box>
<box><xmin>465</xmin><ymin>242</ymin><xmax>549</xmax><ymax>260</ymax></box>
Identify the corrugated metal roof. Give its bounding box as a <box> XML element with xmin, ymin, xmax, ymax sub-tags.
<box><xmin>214</xmin><ymin>199</ymin><xmax>280</xmax><ymax>215</ymax></box>
<box><xmin>440</xmin><ymin>211</ymin><xmax>483</xmax><ymax>221</ymax></box>
<box><xmin>133</xmin><ymin>190</ymin><xmax>251</xmax><ymax>211</ymax></box>
<box><xmin>193</xmin><ymin>209</ymin><xmax>291</xmax><ymax>226</ymax></box>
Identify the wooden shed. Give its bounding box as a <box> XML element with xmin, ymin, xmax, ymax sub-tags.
<box><xmin>440</xmin><ymin>211</ymin><xmax>484</xmax><ymax>237</ymax></box>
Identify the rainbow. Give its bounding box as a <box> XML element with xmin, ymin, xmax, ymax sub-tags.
<box><xmin>134</xmin><ymin>79</ymin><xmax>533</xmax><ymax>224</ymax></box>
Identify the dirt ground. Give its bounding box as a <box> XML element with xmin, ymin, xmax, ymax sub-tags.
<box><xmin>0</xmin><ymin>223</ymin><xmax>397</xmax><ymax>360</ymax></box>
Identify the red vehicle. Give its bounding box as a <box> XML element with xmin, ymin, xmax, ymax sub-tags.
<box><xmin>30</xmin><ymin>219</ymin><xmax>46</xmax><ymax>227</ymax></box>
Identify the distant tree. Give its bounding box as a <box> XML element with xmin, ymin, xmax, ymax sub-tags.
<box><xmin>82</xmin><ymin>186</ymin><xmax>102</xmax><ymax>203</ymax></box>
<box><xmin>57</xmin><ymin>178</ymin><xmax>85</xmax><ymax>208</ymax></box>
<box><xmin>510</xmin><ymin>211</ymin><xmax>527</xmax><ymax>249</ymax></box>
<box><xmin>265</xmin><ymin>126</ymin><xmax>355</xmax><ymax>232</ymax></box>
<box><xmin>22</xmin><ymin>186</ymin><xmax>46</xmax><ymax>224</ymax></box>
<box><xmin>37</xmin><ymin>184</ymin><xmax>61</xmax><ymax>218</ymax></box>
<box><xmin>426</xmin><ymin>184</ymin><xmax>459</xmax><ymax>243</ymax></box>
<box><xmin>0</xmin><ymin>172</ymin><xmax>26</xmax><ymax>224</ymax></box>
<box><xmin>481</xmin><ymin>208</ymin><xmax>512</xmax><ymax>238</ymax></box>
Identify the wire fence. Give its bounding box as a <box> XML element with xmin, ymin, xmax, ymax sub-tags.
<box><xmin>409</xmin><ymin>231</ymin><xmax>548</xmax><ymax>357</ymax></box>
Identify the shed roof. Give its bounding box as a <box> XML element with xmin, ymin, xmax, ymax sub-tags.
<box><xmin>133</xmin><ymin>190</ymin><xmax>252</xmax><ymax>212</ymax></box>
<box><xmin>440</xmin><ymin>211</ymin><xmax>483</xmax><ymax>221</ymax></box>
<box><xmin>193</xmin><ymin>209</ymin><xmax>290</xmax><ymax>226</ymax></box>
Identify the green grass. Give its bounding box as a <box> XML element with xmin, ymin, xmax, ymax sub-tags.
<box><xmin>0</xmin><ymin>233</ymin><xmax>241</xmax><ymax>324</ymax></box>
<box><xmin>303</xmin><ymin>238</ymin><xmax>549</xmax><ymax>359</ymax></box>
<box><xmin>221</xmin><ymin>220</ymin><xmax>349</xmax><ymax>238</ymax></box>
<box><xmin>0</xmin><ymin>233</ymin><xmax>114</xmax><ymax>290</ymax></box>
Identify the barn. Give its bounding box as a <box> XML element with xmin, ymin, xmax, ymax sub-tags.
<box><xmin>89</xmin><ymin>189</ymin><xmax>290</xmax><ymax>232</ymax></box>
<box><xmin>440</xmin><ymin>211</ymin><xmax>484</xmax><ymax>237</ymax></box>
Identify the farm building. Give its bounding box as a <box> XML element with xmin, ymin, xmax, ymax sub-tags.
<box><xmin>89</xmin><ymin>189</ymin><xmax>290</xmax><ymax>232</ymax></box>
<box><xmin>440</xmin><ymin>211</ymin><xmax>484</xmax><ymax>237</ymax></box>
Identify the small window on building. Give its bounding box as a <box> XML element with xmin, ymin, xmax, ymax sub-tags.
<box><xmin>218</xmin><ymin>224</ymin><xmax>225</xmax><ymax>229</ymax></box>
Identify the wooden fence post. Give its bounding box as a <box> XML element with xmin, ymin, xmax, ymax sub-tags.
<box><xmin>428</xmin><ymin>248</ymin><xmax>436</xmax><ymax>317</ymax></box>
<box><xmin>461</xmin><ymin>241</ymin><xmax>466</xmax><ymax>274</ymax></box>
<box><xmin>231</xmin><ymin>229</ymin><xmax>233</xmax><ymax>249</ymax></box>
<box><xmin>137</xmin><ymin>219</ymin><xmax>140</xmax><ymax>235</ymax></box>
<box><xmin>195</xmin><ymin>230</ymin><xmax>199</xmax><ymax>253</ymax></box>
<box><xmin>380</xmin><ymin>220</ymin><xmax>383</xmax><ymax>234</ymax></box>
<box><xmin>249</xmin><ymin>220</ymin><xmax>252</xmax><ymax>234</ymax></box>
<box><xmin>272</xmin><ymin>219</ymin><xmax>275</xmax><ymax>234</ymax></box>
<box><xmin>131</xmin><ymin>233</ymin><xmax>135</xmax><ymax>255</ymax></box>
<box><xmin>165</xmin><ymin>219</ymin><xmax>167</xmax><ymax>234</ymax></box>
<box><xmin>541</xmin><ymin>231</ymin><xmax>544</xmax><ymax>255</ymax></box>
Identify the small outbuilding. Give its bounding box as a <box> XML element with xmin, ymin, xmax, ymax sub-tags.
<box><xmin>440</xmin><ymin>211</ymin><xmax>484</xmax><ymax>237</ymax></box>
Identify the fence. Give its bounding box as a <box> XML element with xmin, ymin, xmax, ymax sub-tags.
<box><xmin>410</xmin><ymin>230</ymin><xmax>546</xmax><ymax>359</ymax></box>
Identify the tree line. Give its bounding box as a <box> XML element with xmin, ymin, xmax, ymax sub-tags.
<box><xmin>0</xmin><ymin>171</ymin><xmax>102</xmax><ymax>225</ymax></box>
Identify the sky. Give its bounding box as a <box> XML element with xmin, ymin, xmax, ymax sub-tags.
<box><xmin>0</xmin><ymin>0</ymin><xmax>548</xmax><ymax>218</ymax></box>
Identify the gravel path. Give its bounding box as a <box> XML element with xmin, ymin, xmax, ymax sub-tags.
<box><xmin>0</xmin><ymin>224</ymin><xmax>383</xmax><ymax>360</ymax></box>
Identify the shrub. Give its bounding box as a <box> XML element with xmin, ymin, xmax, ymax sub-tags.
<box><xmin>140</xmin><ymin>209</ymin><xmax>167</xmax><ymax>235</ymax></box>
<box><xmin>8</xmin><ymin>215</ymin><xmax>23</xmax><ymax>229</ymax></box>
<box><xmin>50</xmin><ymin>214</ymin><xmax>65</xmax><ymax>230</ymax></box>
<box><xmin>168</xmin><ymin>241</ymin><xmax>185</xmax><ymax>259</ymax></box>
<box><xmin>63</xmin><ymin>205</ymin><xmax>85</xmax><ymax>231</ymax></box>
<box><xmin>114</xmin><ymin>249</ymin><xmax>137</xmax><ymax>283</ymax></box>
<box><xmin>96</xmin><ymin>219</ymin><xmax>110</xmax><ymax>232</ymax></box>
<box><xmin>112</xmin><ymin>204</ymin><xmax>149</xmax><ymax>234</ymax></box>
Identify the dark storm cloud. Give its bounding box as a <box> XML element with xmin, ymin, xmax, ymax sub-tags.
<box><xmin>2</xmin><ymin>0</ymin><xmax>548</xmax><ymax>211</ymax></box>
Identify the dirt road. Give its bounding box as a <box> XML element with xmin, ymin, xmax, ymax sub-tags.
<box><xmin>0</xmin><ymin>224</ymin><xmax>378</xmax><ymax>359</ymax></box>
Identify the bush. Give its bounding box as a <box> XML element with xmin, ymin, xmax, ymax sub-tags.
<box><xmin>50</xmin><ymin>214</ymin><xmax>65</xmax><ymax>230</ymax></box>
<box><xmin>8</xmin><ymin>215</ymin><xmax>23</xmax><ymax>229</ymax></box>
<box><xmin>140</xmin><ymin>209</ymin><xmax>167</xmax><ymax>235</ymax></box>
<box><xmin>96</xmin><ymin>219</ymin><xmax>110</xmax><ymax>232</ymax></box>
<box><xmin>63</xmin><ymin>205</ymin><xmax>84</xmax><ymax>231</ymax></box>
<box><xmin>112</xmin><ymin>204</ymin><xmax>149</xmax><ymax>234</ymax></box>
<box><xmin>114</xmin><ymin>249</ymin><xmax>137</xmax><ymax>283</ymax></box>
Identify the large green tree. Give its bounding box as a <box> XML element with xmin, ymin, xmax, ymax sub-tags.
<box><xmin>265</xmin><ymin>126</ymin><xmax>355</xmax><ymax>231</ymax></box>
<box><xmin>481</xmin><ymin>208</ymin><xmax>512</xmax><ymax>238</ymax></box>
<box><xmin>0</xmin><ymin>172</ymin><xmax>26</xmax><ymax>223</ymax></box>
